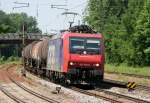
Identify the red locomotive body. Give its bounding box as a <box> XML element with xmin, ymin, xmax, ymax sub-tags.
<box><xmin>23</xmin><ymin>25</ymin><xmax>105</xmax><ymax>84</ymax></box>
<box><xmin>62</xmin><ymin>33</ymin><xmax>104</xmax><ymax>84</ymax></box>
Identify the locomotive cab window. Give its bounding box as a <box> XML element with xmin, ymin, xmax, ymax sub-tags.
<box><xmin>70</xmin><ymin>38</ymin><xmax>84</xmax><ymax>49</ymax></box>
<box><xmin>70</xmin><ymin>37</ymin><xmax>100</xmax><ymax>54</ymax></box>
<box><xmin>86</xmin><ymin>39</ymin><xmax>100</xmax><ymax>54</ymax></box>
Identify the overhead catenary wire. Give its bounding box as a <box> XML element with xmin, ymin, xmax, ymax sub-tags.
<box><xmin>13</xmin><ymin>2</ymin><xmax>29</xmax><ymax>10</ymax></box>
<box><xmin>69</xmin><ymin>1</ymin><xmax>87</xmax><ymax>10</ymax></box>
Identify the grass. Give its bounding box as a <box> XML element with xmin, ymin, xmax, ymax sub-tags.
<box><xmin>0</xmin><ymin>56</ymin><xmax>21</xmax><ymax>65</ymax></box>
<box><xmin>105</xmin><ymin>64</ymin><xmax>150</xmax><ymax>76</ymax></box>
<box><xmin>1</xmin><ymin>60</ymin><xmax>21</xmax><ymax>65</ymax></box>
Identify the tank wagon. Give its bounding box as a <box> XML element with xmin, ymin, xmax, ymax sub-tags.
<box><xmin>22</xmin><ymin>25</ymin><xmax>105</xmax><ymax>84</ymax></box>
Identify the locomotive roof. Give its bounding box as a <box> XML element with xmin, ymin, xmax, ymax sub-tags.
<box><xmin>42</xmin><ymin>25</ymin><xmax>101</xmax><ymax>40</ymax></box>
<box><xmin>47</xmin><ymin>32</ymin><xmax>102</xmax><ymax>40</ymax></box>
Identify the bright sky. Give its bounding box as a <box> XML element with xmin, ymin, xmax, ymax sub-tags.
<box><xmin>0</xmin><ymin>0</ymin><xmax>87</xmax><ymax>33</ymax></box>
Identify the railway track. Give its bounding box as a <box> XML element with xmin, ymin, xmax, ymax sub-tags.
<box><xmin>0</xmin><ymin>65</ymin><xmax>26</xmax><ymax>103</ymax></box>
<box><xmin>26</xmin><ymin>65</ymin><xmax>150</xmax><ymax>103</ymax></box>
<box><xmin>7</xmin><ymin>66</ymin><xmax>61</xmax><ymax>103</ymax></box>
<box><xmin>105</xmin><ymin>71</ymin><xmax>150</xmax><ymax>79</ymax></box>
<box><xmin>26</xmin><ymin>70</ymin><xmax>122</xmax><ymax>103</ymax></box>
<box><xmin>103</xmin><ymin>79</ymin><xmax>150</xmax><ymax>92</ymax></box>
<box><xmin>71</xmin><ymin>86</ymin><xmax>150</xmax><ymax>103</ymax></box>
<box><xmin>69</xmin><ymin>78</ymin><xmax>150</xmax><ymax>103</ymax></box>
<box><xmin>0</xmin><ymin>85</ymin><xmax>26</xmax><ymax>103</ymax></box>
<box><xmin>26</xmin><ymin>67</ymin><xmax>150</xmax><ymax>103</ymax></box>
<box><xmin>9</xmin><ymin>78</ymin><xmax>60</xmax><ymax>103</ymax></box>
<box><xmin>0</xmin><ymin>65</ymin><xmax>61</xmax><ymax>103</ymax></box>
<box><xmin>2</xmin><ymin>65</ymin><xmax>149</xmax><ymax>103</ymax></box>
<box><xmin>70</xmin><ymin>86</ymin><xmax>122</xmax><ymax>103</ymax></box>
<box><xmin>137</xmin><ymin>85</ymin><xmax>150</xmax><ymax>91</ymax></box>
<box><xmin>95</xmin><ymin>88</ymin><xmax>149</xmax><ymax>103</ymax></box>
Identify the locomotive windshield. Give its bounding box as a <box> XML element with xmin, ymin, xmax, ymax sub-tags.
<box><xmin>70</xmin><ymin>37</ymin><xmax>100</xmax><ymax>54</ymax></box>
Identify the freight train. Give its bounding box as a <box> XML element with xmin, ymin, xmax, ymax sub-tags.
<box><xmin>22</xmin><ymin>25</ymin><xmax>105</xmax><ymax>84</ymax></box>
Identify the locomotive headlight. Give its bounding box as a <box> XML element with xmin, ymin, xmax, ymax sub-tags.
<box><xmin>95</xmin><ymin>63</ymin><xmax>99</xmax><ymax>67</ymax></box>
<box><xmin>70</xmin><ymin>62</ymin><xmax>74</xmax><ymax>65</ymax></box>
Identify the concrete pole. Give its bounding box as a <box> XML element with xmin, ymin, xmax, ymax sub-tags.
<box><xmin>22</xmin><ymin>22</ymin><xmax>26</xmax><ymax>77</ymax></box>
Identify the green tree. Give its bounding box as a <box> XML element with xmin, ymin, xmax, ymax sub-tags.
<box><xmin>0</xmin><ymin>11</ymin><xmax>41</xmax><ymax>58</ymax></box>
<box><xmin>8</xmin><ymin>13</ymin><xmax>41</xmax><ymax>33</ymax></box>
<box><xmin>85</xmin><ymin>0</ymin><xmax>149</xmax><ymax>66</ymax></box>
<box><xmin>0</xmin><ymin>10</ymin><xmax>41</xmax><ymax>33</ymax></box>
<box><xmin>133</xmin><ymin>0</ymin><xmax>150</xmax><ymax>66</ymax></box>
<box><xmin>0</xmin><ymin>11</ymin><xmax>12</xmax><ymax>33</ymax></box>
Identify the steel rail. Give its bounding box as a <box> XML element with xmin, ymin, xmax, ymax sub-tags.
<box><xmin>0</xmin><ymin>85</ymin><xmax>27</xmax><ymax>103</ymax></box>
<box><xmin>71</xmin><ymin>86</ymin><xmax>150</xmax><ymax>103</ymax></box>
<box><xmin>70</xmin><ymin>86</ymin><xmax>123</xmax><ymax>103</ymax></box>
<box><xmin>105</xmin><ymin>71</ymin><xmax>150</xmax><ymax>79</ymax></box>
<box><xmin>0</xmin><ymin>65</ymin><xmax>26</xmax><ymax>103</ymax></box>
<box><xmin>137</xmin><ymin>85</ymin><xmax>150</xmax><ymax>91</ymax></box>
<box><xmin>25</xmin><ymin>66</ymin><xmax>150</xmax><ymax>103</ymax></box>
<box><xmin>95</xmin><ymin>88</ymin><xmax>150</xmax><ymax>103</ymax></box>
<box><xmin>6</xmin><ymin>67</ymin><xmax>60</xmax><ymax>103</ymax></box>
<box><xmin>103</xmin><ymin>79</ymin><xmax>150</xmax><ymax>91</ymax></box>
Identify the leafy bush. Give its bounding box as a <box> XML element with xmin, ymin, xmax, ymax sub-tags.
<box><xmin>7</xmin><ymin>56</ymin><xmax>19</xmax><ymax>62</ymax></box>
<box><xmin>0</xmin><ymin>56</ymin><xmax>20</xmax><ymax>64</ymax></box>
<box><xmin>0</xmin><ymin>56</ymin><xmax>6</xmax><ymax>64</ymax></box>
<box><xmin>85</xmin><ymin>0</ymin><xmax>150</xmax><ymax>66</ymax></box>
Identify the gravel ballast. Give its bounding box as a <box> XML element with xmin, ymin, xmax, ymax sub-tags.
<box><xmin>25</xmin><ymin>72</ymin><xmax>110</xmax><ymax>103</ymax></box>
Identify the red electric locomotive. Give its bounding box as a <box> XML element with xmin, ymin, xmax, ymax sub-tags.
<box><xmin>23</xmin><ymin>25</ymin><xmax>105</xmax><ymax>84</ymax></box>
